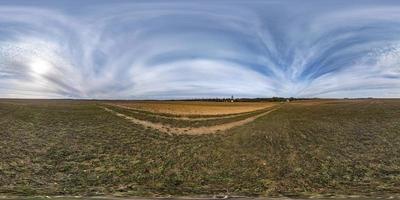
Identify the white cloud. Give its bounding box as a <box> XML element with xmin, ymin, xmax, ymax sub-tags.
<box><xmin>0</xmin><ymin>2</ymin><xmax>399</xmax><ymax>98</ymax></box>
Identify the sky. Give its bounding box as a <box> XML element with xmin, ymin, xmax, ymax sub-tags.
<box><xmin>0</xmin><ymin>0</ymin><xmax>400</xmax><ymax>99</ymax></box>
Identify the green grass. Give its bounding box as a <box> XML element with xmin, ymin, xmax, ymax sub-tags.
<box><xmin>0</xmin><ymin>99</ymin><xmax>399</xmax><ymax>198</ymax></box>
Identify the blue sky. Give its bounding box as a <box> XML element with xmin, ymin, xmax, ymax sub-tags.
<box><xmin>0</xmin><ymin>0</ymin><xmax>399</xmax><ymax>99</ymax></box>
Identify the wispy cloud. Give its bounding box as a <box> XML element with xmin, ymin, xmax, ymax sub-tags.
<box><xmin>0</xmin><ymin>1</ymin><xmax>399</xmax><ymax>98</ymax></box>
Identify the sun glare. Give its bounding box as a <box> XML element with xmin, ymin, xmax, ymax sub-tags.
<box><xmin>30</xmin><ymin>58</ymin><xmax>52</xmax><ymax>75</ymax></box>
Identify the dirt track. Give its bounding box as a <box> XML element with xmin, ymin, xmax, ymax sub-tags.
<box><xmin>101</xmin><ymin>106</ymin><xmax>279</xmax><ymax>135</ymax></box>
<box><xmin>107</xmin><ymin>104</ymin><xmax>267</xmax><ymax>121</ymax></box>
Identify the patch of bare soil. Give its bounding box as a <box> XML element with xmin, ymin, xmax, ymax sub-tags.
<box><xmin>101</xmin><ymin>106</ymin><xmax>279</xmax><ymax>135</ymax></box>
<box><xmin>106</xmin><ymin>104</ymin><xmax>265</xmax><ymax>121</ymax></box>
<box><xmin>109</xmin><ymin>101</ymin><xmax>276</xmax><ymax>116</ymax></box>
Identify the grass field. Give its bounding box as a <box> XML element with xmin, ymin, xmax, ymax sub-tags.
<box><xmin>0</xmin><ymin>99</ymin><xmax>399</xmax><ymax>198</ymax></box>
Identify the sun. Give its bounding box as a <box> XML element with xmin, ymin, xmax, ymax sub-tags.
<box><xmin>30</xmin><ymin>58</ymin><xmax>52</xmax><ymax>75</ymax></box>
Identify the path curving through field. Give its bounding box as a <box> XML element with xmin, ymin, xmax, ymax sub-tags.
<box><xmin>101</xmin><ymin>106</ymin><xmax>280</xmax><ymax>135</ymax></box>
<box><xmin>105</xmin><ymin>103</ymin><xmax>274</xmax><ymax>121</ymax></box>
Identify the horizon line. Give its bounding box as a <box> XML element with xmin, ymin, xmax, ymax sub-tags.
<box><xmin>1</xmin><ymin>97</ymin><xmax>399</xmax><ymax>101</ymax></box>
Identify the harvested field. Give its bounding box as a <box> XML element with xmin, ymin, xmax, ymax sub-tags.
<box><xmin>101</xmin><ymin>105</ymin><xmax>280</xmax><ymax>135</ymax></box>
<box><xmin>108</xmin><ymin>101</ymin><xmax>276</xmax><ymax>116</ymax></box>
<box><xmin>0</xmin><ymin>99</ymin><xmax>399</xmax><ymax>198</ymax></box>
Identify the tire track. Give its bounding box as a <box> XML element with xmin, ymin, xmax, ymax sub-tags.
<box><xmin>101</xmin><ymin>106</ymin><xmax>279</xmax><ymax>135</ymax></box>
<box><xmin>104</xmin><ymin>103</ymin><xmax>273</xmax><ymax>121</ymax></box>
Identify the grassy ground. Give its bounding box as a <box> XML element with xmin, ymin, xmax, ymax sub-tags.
<box><xmin>0</xmin><ymin>99</ymin><xmax>399</xmax><ymax>198</ymax></box>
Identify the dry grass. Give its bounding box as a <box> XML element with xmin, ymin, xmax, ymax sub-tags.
<box><xmin>1</xmin><ymin>99</ymin><xmax>399</xmax><ymax>198</ymax></box>
<box><xmin>109</xmin><ymin>101</ymin><xmax>276</xmax><ymax>116</ymax></box>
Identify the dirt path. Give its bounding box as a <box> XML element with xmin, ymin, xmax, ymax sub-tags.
<box><xmin>105</xmin><ymin>104</ymin><xmax>269</xmax><ymax>121</ymax></box>
<box><xmin>101</xmin><ymin>106</ymin><xmax>279</xmax><ymax>135</ymax></box>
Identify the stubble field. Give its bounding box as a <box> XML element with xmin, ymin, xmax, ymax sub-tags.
<box><xmin>0</xmin><ymin>99</ymin><xmax>399</xmax><ymax>199</ymax></box>
<box><xmin>106</xmin><ymin>101</ymin><xmax>276</xmax><ymax>116</ymax></box>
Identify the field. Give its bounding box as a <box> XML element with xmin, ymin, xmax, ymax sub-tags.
<box><xmin>106</xmin><ymin>101</ymin><xmax>275</xmax><ymax>115</ymax></box>
<box><xmin>0</xmin><ymin>99</ymin><xmax>400</xmax><ymax>199</ymax></box>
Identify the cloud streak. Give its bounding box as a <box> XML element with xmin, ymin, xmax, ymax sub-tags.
<box><xmin>0</xmin><ymin>0</ymin><xmax>399</xmax><ymax>99</ymax></box>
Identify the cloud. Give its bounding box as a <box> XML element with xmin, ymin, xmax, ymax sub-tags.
<box><xmin>0</xmin><ymin>1</ymin><xmax>399</xmax><ymax>99</ymax></box>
